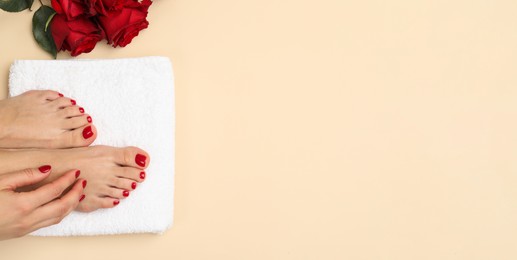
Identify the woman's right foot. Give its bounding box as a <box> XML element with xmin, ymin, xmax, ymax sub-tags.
<box><xmin>0</xmin><ymin>90</ymin><xmax>96</xmax><ymax>149</ymax></box>
<box><xmin>0</xmin><ymin>145</ymin><xmax>150</xmax><ymax>212</ymax></box>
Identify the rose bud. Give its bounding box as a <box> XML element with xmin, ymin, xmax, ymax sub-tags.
<box><xmin>86</xmin><ymin>0</ymin><xmax>125</xmax><ymax>16</ymax></box>
<box><xmin>97</xmin><ymin>0</ymin><xmax>152</xmax><ymax>47</ymax></box>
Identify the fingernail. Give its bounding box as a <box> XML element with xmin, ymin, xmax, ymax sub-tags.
<box><xmin>79</xmin><ymin>107</ymin><xmax>84</xmax><ymax>113</ymax></box>
<box><xmin>123</xmin><ymin>190</ymin><xmax>130</xmax><ymax>197</ymax></box>
<box><xmin>58</xmin><ymin>93</ymin><xmax>63</xmax><ymax>97</ymax></box>
<box><xmin>135</xmin><ymin>154</ymin><xmax>147</xmax><ymax>167</ymax></box>
<box><xmin>131</xmin><ymin>182</ymin><xmax>137</xmax><ymax>190</ymax></box>
<box><xmin>82</xmin><ymin>126</ymin><xmax>93</xmax><ymax>139</ymax></box>
<box><xmin>79</xmin><ymin>194</ymin><xmax>85</xmax><ymax>202</ymax></box>
<box><xmin>75</xmin><ymin>170</ymin><xmax>81</xmax><ymax>178</ymax></box>
<box><xmin>38</xmin><ymin>165</ymin><xmax>51</xmax><ymax>173</ymax></box>
<box><xmin>113</xmin><ymin>200</ymin><xmax>120</xmax><ymax>206</ymax></box>
<box><xmin>82</xmin><ymin>180</ymin><xmax>87</xmax><ymax>188</ymax></box>
<box><xmin>140</xmin><ymin>172</ymin><xmax>146</xmax><ymax>180</ymax></box>
<box><xmin>87</xmin><ymin>116</ymin><xmax>92</xmax><ymax>123</ymax></box>
<box><xmin>71</xmin><ymin>99</ymin><xmax>76</xmax><ymax>105</ymax></box>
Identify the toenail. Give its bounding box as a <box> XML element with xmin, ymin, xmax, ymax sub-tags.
<box><xmin>79</xmin><ymin>194</ymin><xmax>85</xmax><ymax>202</ymax></box>
<box><xmin>123</xmin><ymin>190</ymin><xmax>130</xmax><ymax>197</ymax></box>
<box><xmin>58</xmin><ymin>93</ymin><xmax>63</xmax><ymax>97</ymax></box>
<box><xmin>38</xmin><ymin>165</ymin><xmax>51</xmax><ymax>173</ymax></box>
<box><xmin>79</xmin><ymin>107</ymin><xmax>84</xmax><ymax>113</ymax></box>
<box><xmin>87</xmin><ymin>116</ymin><xmax>92</xmax><ymax>123</ymax></box>
<box><xmin>82</xmin><ymin>126</ymin><xmax>93</xmax><ymax>139</ymax></box>
<box><xmin>131</xmin><ymin>182</ymin><xmax>137</xmax><ymax>190</ymax></box>
<box><xmin>75</xmin><ymin>170</ymin><xmax>81</xmax><ymax>178</ymax></box>
<box><xmin>113</xmin><ymin>200</ymin><xmax>120</xmax><ymax>206</ymax></box>
<box><xmin>135</xmin><ymin>154</ymin><xmax>147</xmax><ymax>167</ymax></box>
<box><xmin>140</xmin><ymin>172</ymin><xmax>146</xmax><ymax>180</ymax></box>
<box><xmin>82</xmin><ymin>180</ymin><xmax>87</xmax><ymax>188</ymax></box>
<box><xmin>71</xmin><ymin>99</ymin><xmax>76</xmax><ymax>105</ymax></box>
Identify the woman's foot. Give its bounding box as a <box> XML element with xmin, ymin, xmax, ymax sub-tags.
<box><xmin>0</xmin><ymin>90</ymin><xmax>96</xmax><ymax>149</ymax></box>
<box><xmin>0</xmin><ymin>145</ymin><xmax>150</xmax><ymax>212</ymax></box>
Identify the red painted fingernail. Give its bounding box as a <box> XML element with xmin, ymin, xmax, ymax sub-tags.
<box><xmin>82</xmin><ymin>180</ymin><xmax>87</xmax><ymax>188</ymax></box>
<box><xmin>140</xmin><ymin>172</ymin><xmax>146</xmax><ymax>180</ymax></box>
<box><xmin>75</xmin><ymin>170</ymin><xmax>81</xmax><ymax>178</ymax></box>
<box><xmin>113</xmin><ymin>200</ymin><xmax>120</xmax><ymax>206</ymax></box>
<box><xmin>131</xmin><ymin>182</ymin><xmax>137</xmax><ymax>190</ymax></box>
<box><xmin>79</xmin><ymin>107</ymin><xmax>84</xmax><ymax>113</ymax></box>
<box><xmin>87</xmin><ymin>116</ymin><xmax>92</xmax><ymax>123</ymax></box>
<box><xmin>82</xmin><ymin>126</ymin><xmax>93</xmax><ymax>139</ymax></box>
<box><xmin>38</xmin><ymin>165</ymin><xmax>51</xmax><ymax>173</ymax></box>
<box><xmin>123</xmin><ymin>190</ymin><xmax>130</xmax><ymax>197</ymax></box>
<box><xmin>135</xmin><ymin>154</ymin><xmax>147</xmax><ymax>167</ymax></box>
<box><xmin>58</xmin><ymin>93</ymin><xmax>63</xmax><ymax>97</ymax></box>
<box><xmin>79</xmin><ymin>194</ymin><xmax>85</xmax><ymax>202</ymax></box>
<box><xmin>71</xmin><ymin>99</ymin><xmax>76</xmax><ymax>105</ymax></box>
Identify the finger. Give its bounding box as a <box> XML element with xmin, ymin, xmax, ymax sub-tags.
<box><xmin>26</xmin><ymin>177</ymin><xmax>85</xmax><ymax>232</ymax></box>
<box><xmin>27</xmin><ymin>169</ymin><xmax>82</xmax><ymax>207</ymax></box>
<box><xmin>0</xmin><ymin>165</ymin><xmax>52</xmax><ymax>191</ymax></box>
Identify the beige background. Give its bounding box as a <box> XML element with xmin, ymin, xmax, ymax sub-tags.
<box><xmin>1</xmin><ymin>0</ymin><xmax>517</xmax><ymax>259</ymax></box>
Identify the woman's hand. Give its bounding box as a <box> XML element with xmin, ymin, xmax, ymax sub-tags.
<box><xmin>0</xmin><ymin>165</ymin><xmax>86</xmax><ymax>240</ymax></box>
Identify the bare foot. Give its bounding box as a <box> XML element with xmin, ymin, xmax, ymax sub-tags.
<box><xmin>0</xmin><ymin>145</ymin><xmax>150</xmax><ymax>212</ymax></box>
<box><xmin>0</xmin><ymin>90</ymin><xmax>96</xmax><ymax>149</ymax></box>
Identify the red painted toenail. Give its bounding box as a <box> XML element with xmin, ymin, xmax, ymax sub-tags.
<box><xmin>71</xmin><ymin>99</ymin><xmax>76</xmax><ymax>105</ymax></box>
<box><xmin>135</xmin><ymin>154</ymin><xmax>147</xmax><ymax>167</ymax></box>
<box><xmin>113</xmin><ymin>200</ymin><xmax>120</xmax><ymax>206</ymax></box>
<box><xmin>79</xmin><ymin>107</ymin><xmax>84</xmax><ymax>113</ymax></box>
<box><xmin>82</xmin><ymin>126</ymin><xmax>93</xmax><ymax>139</ymax></box>
<box><xmin>79</xmin><ymin>194</ymin><xmax>85</xmax><ymax>202</ymax></box>
<box><xmin>123</xmin><ymin>190</ymin><xmax>130</xmax><ymax>197</ymax></box>
<box><xmin>87</xmin><ymin>116</ymin><xmax>92</xmax><ymax>123</ymax></box>
<box><xmin>38</xmin><ymin>165</ymin><xmax>51</xmax><ymax>173</ymax></box>
<box><xmin>140</xmin><ymin>172</ymin><xmax>146</xmax><ymax>180</ymax></box>
<box><xmin>58</xmin><ymin>93</ymin><xmax>63</xmax><ymax>97</ymax></box>
<box><xmin>131</xmin><ymin>182</ymin><xmax>137</xmax><ymax>190</ymax></box>
<box><xmin>82</xmin><ymin>180</ymin><xmax>87</xmax><ymax>188</ymax></box>
<box><xmin>75</xmin><ymin>170</ymin><xmax>81</xmax><ymax>178</ymax></box>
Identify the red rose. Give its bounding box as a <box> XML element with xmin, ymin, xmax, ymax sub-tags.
<box><xmin>86</xmin><ymin>0</ymin><xmax>125</xmax><ymax>16</ymax></box>
<box><xmin>51</xmin><ymin>14</ymin><xmax>103</xmax><ymax>56</ymax></box>
<box><xmin>97</xmin><ymin>0</ymin><xmax>152</xmax><ymax>47</ymax></box>
<box><xmin>51</xmin><ymin>0</ymin><xmax>88</xmax><ymax>20</ymax></box>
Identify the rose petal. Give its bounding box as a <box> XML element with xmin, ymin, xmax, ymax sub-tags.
<box><xmin>50</xmin><ymin>14</ymin><xmax>71</xmax><ymax>50</ymax></box>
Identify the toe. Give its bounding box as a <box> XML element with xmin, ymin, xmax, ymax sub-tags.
<box><xmin>58</xmin><ymin>106</ymin><xmax>84</xmax><ymax>118</ymax></box>
<box><xmin>116</xmin><ymin>167</ymin><xmax>146</xmax><ymax>183</ymax></box>
<box><xmin>62</xmin><ymin>115</ymin><xmax>92</xmax><ymax>130</ymax></box>
<box><xmin>114</xmin><ymin>147</ymin><xmax>150</xmax><ymax>169</ymax></box>
<box><xmin>38</xmin><ymin>90</ymin><xmax>62</xmax><ymax>101</ymax></box>
<box><xmin>111</xmin><ymin>176</ymin><xmax>139</xmax><ymax>190</ymax></box>
<box><xmin>50</xmin><ymin>97</ymin><xmax>77</xmax><ymax>109</ymax></box>
<box><xmin>53</xmin><ymin>124</ymin><xmax>97</xmax><ymax>148</ymax></box>
<box><xmin>76</xmin><ymin>196</ymin><xmax>120</xmax><ymax>212</ymax></box>
<box><xmin>99</xmin><ymin>197</ymin><xmax>122</xmax><ymax>208</ymax></box>
<box><xmin>104</xmin><ymin>187</ymin><xmax>131</xmax><ymax>199</ymax></box>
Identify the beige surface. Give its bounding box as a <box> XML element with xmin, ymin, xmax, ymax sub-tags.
<box><xmin>1</xmin><ymin>0</ymin><xmax>517</xmax><ymax>259</ymax></box>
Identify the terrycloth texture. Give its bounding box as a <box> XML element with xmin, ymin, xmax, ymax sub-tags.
<box><xmin>8</xmin><ymin>57</ymin><xmax>175</xmax><ymax>236</ymax></box>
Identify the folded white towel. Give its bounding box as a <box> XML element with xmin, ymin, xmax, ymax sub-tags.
<box><xmin>8</xmin><ymin>57</ymin><xmax>175</xmax><ymax>236</ymax></box>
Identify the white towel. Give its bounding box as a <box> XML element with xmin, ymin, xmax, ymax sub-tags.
<box><xmin>8</xmin><ymin>57</ymin><xmax>175</xmax><ymax>236</ymax></box>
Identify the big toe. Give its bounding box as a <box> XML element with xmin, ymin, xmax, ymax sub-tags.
<box><xmin>115</xmin><ymin>146</ymin><xmax>150</xmax><ymax>169</ymax></box>
<box><xmin>52</xmin><ymin>124</ymin><xmax>97</xmax><ymax>148</ymax></box>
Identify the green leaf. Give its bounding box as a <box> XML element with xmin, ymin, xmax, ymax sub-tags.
<box><xmin>0</xmin><ymin>0</ymin><xmax>33</xmax><ymax>12</ymax></box>
<box><xmin>32</xmin><ymin>5</ymin><xmax>57</xmax><ymax>59</ymax></box>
